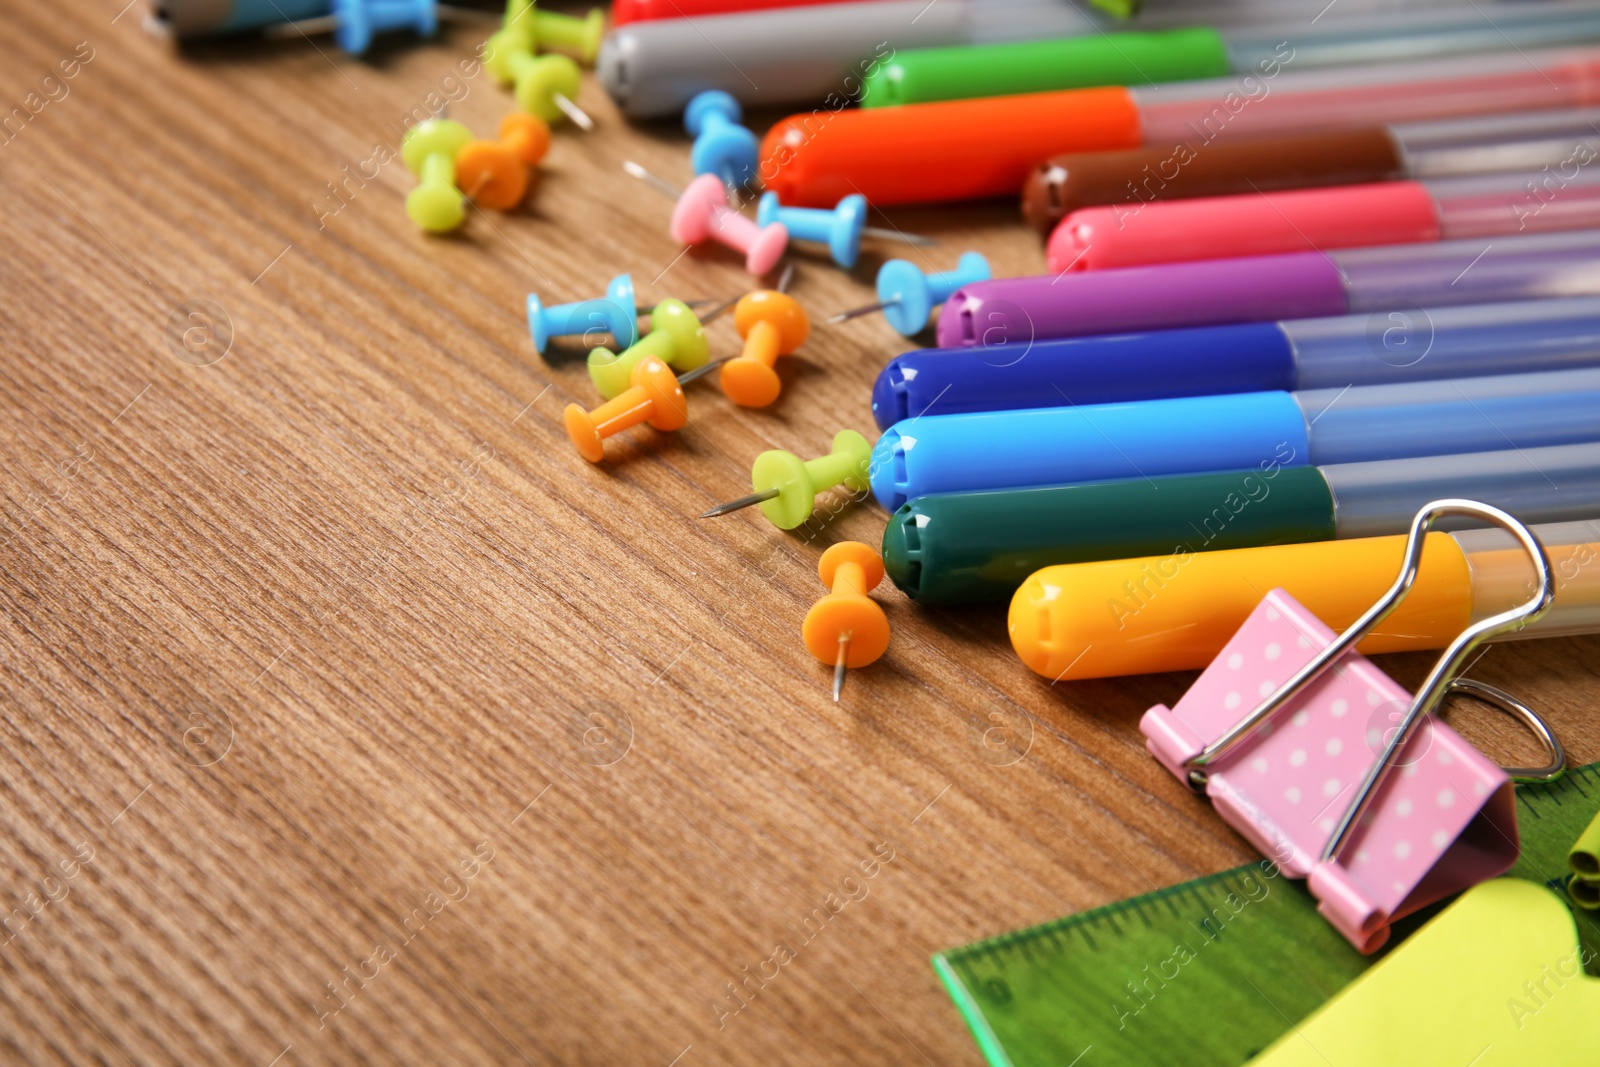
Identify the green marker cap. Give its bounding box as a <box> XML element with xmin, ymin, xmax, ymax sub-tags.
<box><xmin>860</xmin><ymin>27</ymin><xmax>1232</xmax><ymax>108</ymax></box>
<box><xmin>882</xmin><ymin>465</ymin><xmax>1336</xmax><ymax>604</ymax></box>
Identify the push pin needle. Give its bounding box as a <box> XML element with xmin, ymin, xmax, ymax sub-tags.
<box><xmin>834</xmin><ymin>635</ymin><xmax>850</xmax><ymax>703</ymax></box>
<box><xmin>693</xmin><ymin>262</ymin><xmax>795</xmax><ymax>328</ymax></box>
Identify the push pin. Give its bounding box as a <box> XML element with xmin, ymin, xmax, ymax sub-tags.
<box><xmin>720</xmin><ymin>290</ymin><xmax>809</xmax><ymax>408</ymax></box>
<box><xmin>499</xmin><ymin>0</ymin><xmax>605</xmax><ymax>65</ymax></box>
<box><xmin>701</xmin><ymin>429</ymin><xmax>872</xmax><ymax>530</ymax></box>
<box><xmin>401</xmin><ymin>118</ymin><xmax>473</xmax><ymax>232</ymax></box>
<box><xmin>528</xmin><ymin>274</ymin><xmax>639</xmax><ymax>354</ymax></box>
<box><xmin>587</xmin><ymin>299</ymin><xmax>710</xmax><ymax>398</ymax></box>
<box><xmin>455</xmin><ymin>112</ymin><xmax>550</xmax><ymax>210</ymax></box>
<box><xmin>685</xmin><ymin>91</ymin><xmax>759</xmax><ymax>188</ymax></box>
<box><xmin>829</xmin><ymin>252</ymin><xmax>990</xmax><ymax>336</ymax></box>
<box><xmin>624</xmin><ymin>162</ymin><xmax>788</xmax><ymax>277</ymax></box>
<box><xmin>803</xmin><ymin>542</ymin><xmax>891</xmax><ymax>702</ymax></box>
<box><xmin>485</xmin><ymin>30</ymin><xmax>594</xmax><ymax>129</ymax></box>
<box><xmin>564</xmin><ymin>356</ymin><xmax>688</xmax><ymax>463</ymax></box>
<box><xmin>263</xmin><ymin>0</ymin><xmax>486</xmax><ymax>55</ymax></box>
<box><xmin>755</xmin><ymin>192</ymin><xmax>934</xmax><ymax>269</ymax></box>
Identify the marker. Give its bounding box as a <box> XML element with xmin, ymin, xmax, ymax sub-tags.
<box><xmin>872</xmin><ymin>297</ymin><xmax>1600</xmax><ymax>429</ymax></box>
<box><xmin>883</xmin><ymin>442</ymin><xmax>1600</xmax><ymax>605</ymax></box>
<box><xmin>935</xmin><ymin>229</ymin><xmax>1600</xmax><ymax>349</ymax></box>
<box><xmin>597</xmin><ymin>0</ymin><xmax>1110</xmax><ymax>118</ymax></box>
<box><xmin>1021</xmin><ymin>106</ymin><xmax>1600</xmax><ymax>232</ymax></box>
<box><xmin>1006</xmin><ymin>517</ymin><xmax>1600</xmax><ymax>682</ymax></box>
<box><xmin>1047</xmin><ymin>169</ymin><xmax>1600</xmax><ymax>273</ymax></box>
<box><xmin>760</xmin><ymin>46</ymin><xmax>1600</xmax><ymax>208</ymax></box>
<box><xmin>859</xmin><ymin>8</ymin><xmax>1600</xmax><ymax>107</ymax></box>
<box><xmin>869</xmin><ymin>367</ymin><xmax>1600</xmax><ymax>511</ymax></box>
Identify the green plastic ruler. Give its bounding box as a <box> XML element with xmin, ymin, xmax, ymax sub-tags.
<box><xmin>934</xmin><ymin>762</ymin><xmax>1600</xmax><ymax>1067</ymax></box>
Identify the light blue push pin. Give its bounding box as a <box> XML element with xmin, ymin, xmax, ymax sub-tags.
<box><xmin>334</xmin><ymin>0</ymin><xmax>435</xmax><ymax>53</ymax></box>
<box><xmin>757</xmin><ymin>193</ymin><xmax>867</xmax><ymax>268</ymax></box>
<box><xmin>265</xmin><ymin>0</ymin><xmax>496</xmax><ymax>55</ymax></box>
<box><xmin>756</xmin><ymin>191</ymin><xmax>938</xmax><ymax>269</ymax></box>
<box><xmin>685</xmin><ymin>91</ymin><xmax>759</xmax><ymax>188</ymax></box>
<box><xmin>828</xmin><ymin>253</ymin><xmax>990</xmax><ymax>336</ymax></box>
<box><xmin>527</xmin><ymin>274</ymin><xmax>639</xmax><ymax>355</ymax></box>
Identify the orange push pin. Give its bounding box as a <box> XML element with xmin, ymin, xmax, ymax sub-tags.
<box><xmin>803</xmin><ymin>542</ymin><xmax>891</xmax><ymax>702</ymax></box>
<box><xmin>720</xmin><ymin>289</ymin><xmax>810</xmax><ymax>408</ymax></box>
<box><xmin>455</xmin><ymin>113</ymin><xmax>551</xmax><ymax>210</ymax></box>
<box><xmin>563</xmin><ymin>355</ymin><xmax>688</xmax><ymax>463</ymax></box>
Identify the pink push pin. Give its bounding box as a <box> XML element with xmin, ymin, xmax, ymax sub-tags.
<box><xmin>624</xmin><ymin>162</ymin><xmax>788</xmax><ymax>277</ymax></box>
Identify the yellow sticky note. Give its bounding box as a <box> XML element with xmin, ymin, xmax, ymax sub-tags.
<box><xmin>1247</xmin><ymin>880</ymin><xmax>1600</xmax><ymax>1067</ymax></box>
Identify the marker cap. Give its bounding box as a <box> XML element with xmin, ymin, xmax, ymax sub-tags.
<box><xmin>1008</xmin><ymin>533</ymin><xmax>1474</xmax><ymax>681</ymax></box>
<box><xmin>1020</xmin><ymin>126</ymin><xmax>1405</xmax><ymax>232</ymax></box>
<box><xmin>1046</xmin><ymin>180</ymin><xmax>1443</xmax><ymax>273</ymax></box>
<box><xmin>859</xmin><ymin>28</ymin><xmax>1231</xmax><ymax>108</ymax></box>
<box><xmin>883</xmin><ymin>465</ymin><xmax>1336</xmax><ymax>604</ymax></box>
<box><xmin>760</xmin><ymin>87</ymin><xmax>1142</xmax><ymax>208</ymax></box>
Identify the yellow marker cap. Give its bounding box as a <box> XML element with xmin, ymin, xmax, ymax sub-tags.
<box><xmin>1009</xmin><ymin>533</ymin><xmax>1473</xmax><ymax>682</ymax></box>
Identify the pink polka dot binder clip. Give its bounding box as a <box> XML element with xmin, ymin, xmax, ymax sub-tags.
<box><xmin>1141</xmin><ymin>500</ymin><xmax>1567</xmax><ymax>954</ymax></box>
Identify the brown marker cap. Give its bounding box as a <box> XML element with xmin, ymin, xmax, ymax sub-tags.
<box><xmin>1020</xmin><ymin>126</ymin><xmax>1405</xmax><ymax>233</ymax></box>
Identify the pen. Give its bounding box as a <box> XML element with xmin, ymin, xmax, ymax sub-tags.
<box><xmin>861</xmin><ymin>5</ymin><xmax>1600</xmax><ymax>107</ymax></box>
<box><xmin>882</xmin><ymin>442</ymin><xmax>1600</xmax><ymax>604</ymax></box>
<box><xmin>1022</xmin><ymin>106</ymin><xmax>1600</xmax><ymax>232</ymax></box>
<box><xmin>1046</xmin><ymin>169</ymin><xmax>1600</xmax><ymax>273</ymax></box>
<box><xmin>873</xmin><ymin>296</ymin><xmax>1600</xmax><ymax>428</ymax></box>
<box><xmin>1008</xmin><ymin>517</ymin><xmax>1600</xmax><ymax>682</ymax></box>
<box><xmin>761</xmin><ymin>45</ymin><xmax>1600</xmax><ymax>207</ymax></box>
<box><xmin>869</xmin><ymin>367</ymin><xmax>1600</xmax><ymax>510</ymax></box>
<box><xmin>936</xmin><ymin>229</ymin><xmax>1600</xmax><ymax>349</ymax></box>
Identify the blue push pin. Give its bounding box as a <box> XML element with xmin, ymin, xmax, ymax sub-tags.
<box><xmin>264</xmin><ymin>0</ymin><xmax>492</xmax><ymax>55</ymax></box>
<box><xmin>828</xmin><ymin>253</ymin><xmax>991</xmax><ymax>336</ymax></box>
<box><xmin>756</xmin><ymin>192</ymin><xmax>938</xmax><ymax>269</ymax></box>
<box><xmin>684</xmin><ymin>91</ymin><xmax>759</xmax><ymax>188</ymax></box>
<box><xmin>527</xmin><ymin>274</ymin><xmax>639</xmax><ymax>355</ymax></box>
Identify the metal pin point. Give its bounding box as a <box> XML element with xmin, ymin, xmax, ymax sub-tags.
<box><xmin>699</xmin><ymin>487</ymin><xmax>780</xmax><ymax>519</ymax></box>
<box><xmin>863</xmin><ymin>226</ymin><xmax>937</xmax><ymax>247</ymax></box>
<box><xmin>623</xmin><ymin>161</ymin><xmax>683</xmax><ymax>200</ymax></box>
<box><xmin>833</xmin><ymin>634</ymin><xmax>850</xmax><ymax>702</ymax></box>
<box><xmin>827</xmin><ymin>300</ymin><xmax>889</xmax><ymax>325</ymax></box>
<box><xmin>552</xmin><ymin>93</ymin><xmax>595</xmax><ymax>131</ymax></box>
<box><xmin>675</xmin><ymin>357</ymin><xmax>732</xmax><ymax>387</ymax></box>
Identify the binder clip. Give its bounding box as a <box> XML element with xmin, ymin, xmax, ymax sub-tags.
<box><xmin>1141</xmin><ymin>500</ymin><xmax>1566</xmax><ymax>952</ymax></box>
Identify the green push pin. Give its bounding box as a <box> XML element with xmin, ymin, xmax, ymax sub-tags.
<box><xmin>401</xmin><ymin>119</ymin><xmax>473</xmax><ymax>233</ymax></box>
<box><xmin>485</xmin><ymin>27</ymin><xmax>592</xmax><ymax>129</ymax></box>
<box><xmin>701</xmin><ymin>430</ymin><xmax>874</xmax><ymax>530</ymax></box>
<box><xmin>533</xmin><ymin>6</ymin><xmax>606</xmax><ymax>65</ymax></box>
<box><xmin>587</xmin><ymin>300</ymin><xmax>709</xmax><ymax>398</ymax></box>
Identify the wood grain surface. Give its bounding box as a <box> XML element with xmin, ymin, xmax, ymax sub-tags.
<box><xmin>2</xmin><ymin>4</ymin><xmax>1598</xmax><ymax>1064</ymax></box>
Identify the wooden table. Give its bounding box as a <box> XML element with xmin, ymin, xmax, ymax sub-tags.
<box><xmin>3</xmin><ymin>4</ymin><xmax>1597</xmax><ymax>1063</ymax></box>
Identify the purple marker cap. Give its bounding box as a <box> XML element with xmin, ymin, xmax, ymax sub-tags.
<box><xmin>934</xmin><ymin>252</ymin><xmax>1349</xmax><ymax>348</ymax></box>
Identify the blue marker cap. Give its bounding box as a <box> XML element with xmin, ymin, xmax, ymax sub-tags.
<box><xmin>870</xmin><ymin>322</ymin><xmax>1297</xmax><ymax>429</ymax></box>
<box><xmin>868</xmin><ymin>391</ymin><xmax>1311</xmax><ymax>510</ymax></box>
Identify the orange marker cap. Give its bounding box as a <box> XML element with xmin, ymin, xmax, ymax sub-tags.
<box><xmin>803</xmin><ymin>542</ymin><xmax>890</xmax><ymax>668</ymax></box>
<box><xmin>759</xmin><ymin>86</ymin><xmax>1142</xmax><ymax>208</ymax></box>
<box><xmin>721</xmin><ymin>290</ymin><xmax>809</xmax><ymax>408</ymax></box>
<box><xmin>1008</xmin><ymin>533</ymin><xmax>1474</xmax><ymax>682</ymax></box>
